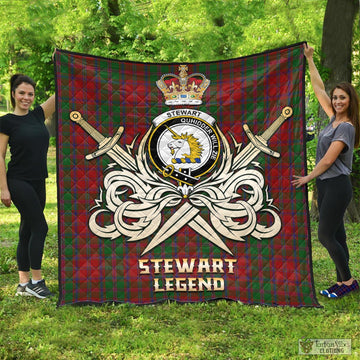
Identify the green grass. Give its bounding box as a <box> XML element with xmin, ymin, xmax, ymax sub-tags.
<box><xmin>0</xmin><ymin>145</ymin><xmax>359</xmax><ymax>360</ymax></box>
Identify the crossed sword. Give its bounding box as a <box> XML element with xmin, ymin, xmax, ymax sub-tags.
<box><xmin>70</xmin><ymin>106</ymin><xmax>293</xmax><ymax>255</ymax></box>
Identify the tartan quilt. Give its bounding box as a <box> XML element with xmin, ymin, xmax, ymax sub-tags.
<box><xmin>55</xmin><ymin>42</ymin><xmax>320</xmax><ymax>307</ymax></box>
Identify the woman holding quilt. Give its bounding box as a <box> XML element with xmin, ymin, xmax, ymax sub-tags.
<box><xmin>292</xmin><ymin>44</ymin><xmax>359</xmax><ymax>299</ymax></box>
<box><xmin>0</xmin><ymin>74</ymin><xmax>55</xmax><ymax>299</ymax></box>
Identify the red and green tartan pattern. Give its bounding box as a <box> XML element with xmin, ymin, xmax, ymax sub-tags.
<box><xmin>55</xmin><ymin>43</ymin><xmax>320</xmax><ymax>307</ymax></box>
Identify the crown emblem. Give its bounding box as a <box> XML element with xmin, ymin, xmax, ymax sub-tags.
<box><xmin>156</xmin><ymin>65</ymin><xmax>210</xmax><ymax>105</ymax></box>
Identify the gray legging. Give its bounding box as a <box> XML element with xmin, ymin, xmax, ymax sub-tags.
<box><xmin>7</xmin><ymin>178</ymin><xmax>48</xmax><ymax>271</ymax></box>
<box><xmin>316</xmin><ymin>174</ymin><xmax>353</xmax><ymax>282</ymax></box>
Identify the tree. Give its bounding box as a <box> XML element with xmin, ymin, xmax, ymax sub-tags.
<box><xmin>321</xmin><ymin>0</ymin><xmax>358</xmax><ymax>91</ymax></box>
<box><xmin>0</xmin><ymin>0</ymin><xmax>57</xmax><ymax>109</ymax></box>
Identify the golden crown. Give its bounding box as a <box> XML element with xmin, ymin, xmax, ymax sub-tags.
<box><xmin>156</xmin><ymin>65</ymin><xmax>210</xmax><ymax>105</ymax></box>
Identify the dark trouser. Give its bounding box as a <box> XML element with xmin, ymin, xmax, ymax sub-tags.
<box><xmin>7</xmin><ymin>178</ymin><xmax>48</xmax><ymax>271</ymax></box>
<box><xmin>316</xmin><ymin>175</ymin><xmax>352</xmax><ymax>282</ymax></box>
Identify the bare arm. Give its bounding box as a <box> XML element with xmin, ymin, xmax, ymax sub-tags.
<box><xmin>303</xmin><ymin>44</ymin><xmax>334</xmax><ymax>118</ymax></box>
<box><xmin>40</xmin><ymin>94</ymin><xmax>55</xmax><ymax>120</ymax></box>
<box><xmin>292</xmin><ymin>140</ymin><xmax>346</xmax><ymax>187</ymax></box>
<box><xmin>0</xmin><ymin>133</ymin><xmax>11</xmax><ymax>207</ymax></box>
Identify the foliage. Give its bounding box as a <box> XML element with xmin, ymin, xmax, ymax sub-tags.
<box><xmin>0</xmin><ymin>0</ymin><xmax>327</xmax><ymax>102</ymax></box>
<box><xmin>0</xmin><ymin>0</ymin><xmax>57</xmax><ymax>104</ymax></box>
<box><xmin>237</xmin><ymin>0</ymin><xmax>327</xmax><ymax>54</ymax></box>
<box><xmin>353</xmin><ymin>22</ymin><xmax>360</xmax><ymax>92</ymax></box>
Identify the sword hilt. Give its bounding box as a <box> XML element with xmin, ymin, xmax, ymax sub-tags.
<box><xmin>261</xmin><ymin>106</ymin><xmax>293</xmax><ymax>140</ymax></box>
<box><xmin>85</xmin><ymin>127</ymin><xmax>124</xmax><ymax>160</ymax></box>
<box><xmin>243</xmin><ymin>124</ymin><xmax>281</xmax><ymax>158</ymax></box>
<box><xmin>243</xmin><ymin>106</ymin><xmax>293</xmax><ymax>158</ymax></box>
<box><xmin>70</xmin><ymin>111</ymin><xmax>105</xmax><ymax>143</ymax></box>
<box><xmin>69</xmin><ymin>111</ymin><xmax>137</xmax><ymax>170</ymax></box>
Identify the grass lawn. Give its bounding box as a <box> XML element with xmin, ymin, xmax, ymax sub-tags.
<box><xmin>0</xmin><ymin>145</ymin><xmax>359</xmax><ymax>360</ymax></box>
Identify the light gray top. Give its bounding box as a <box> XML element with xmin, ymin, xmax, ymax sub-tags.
<box><xmin>316</xmin><ymin>116</ymin><xmax>355</xmax><ymax>180</ymax></box>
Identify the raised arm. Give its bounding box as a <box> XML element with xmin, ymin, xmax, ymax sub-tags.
<box><xmin>304</xmin><ymin>44</ymin><xmax>334</xmax><ymax>118</ymax></box>
<box><xmin>40</xmin><ymin>94</ymin><xmax>55</xmax><ymax>120</ymax></box>
<box><xmin>0</xmin><ymin>133</ymin><xmax>11</xmax><ymax>207</ymax></box>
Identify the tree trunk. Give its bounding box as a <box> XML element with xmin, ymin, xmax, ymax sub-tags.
<box><xmin>312</xmin><ymin>0</ymin><xmax>359</xmax><ymax>222</ymax></box>
<box><xmin>321</xmin><ymin>0</ymin><xmax>357</xmax><ymax>91</ymax></box>
<box><xmin>309</xmin><ymin>186</ymin><xmax>319</xmax><ymax>221</ymax></box>
<box><xmin>107</xmin><ymin>0</ymin><xmax>121</xmax><ymax>44</ymax></box>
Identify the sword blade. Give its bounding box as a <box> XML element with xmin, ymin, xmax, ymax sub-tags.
<box><xmin>141</xmin><ymin>202</ymin><xmax>200</xmax><ymax>255</ymax></box>
<box><xmin>107</xmin><ymin>145</ymin><xmax>137</xmax><ymax>171</ymax></box>
<box><xmin>188</xmin><ymin>215</ymin><xmax>233</xmax><ymax>255</ymax></box>
<box><xmin>233</xmin><ymin>143</ymin><xmax>260</xmax><ymax>170</ymax></box>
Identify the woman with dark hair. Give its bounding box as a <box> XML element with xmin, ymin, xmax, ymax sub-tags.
<box><xmin>292</xmin><ymin>44</ymin><xmax>359</xmax><ymax>299</ymax></box>
<box><xmin>0</xmin><ymin>74</ymin><xmax>55</xmax><ymax>298</ymax></box>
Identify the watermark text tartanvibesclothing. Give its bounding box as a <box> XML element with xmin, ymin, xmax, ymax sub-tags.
<box><xmin>299</xmin><ymin>338</ymin><xmax>351</xmax><ymax>355</ymax></box>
